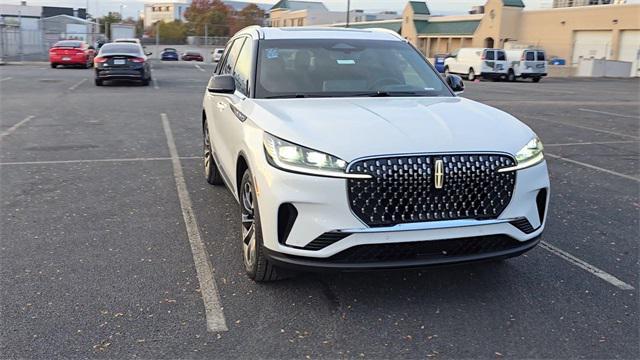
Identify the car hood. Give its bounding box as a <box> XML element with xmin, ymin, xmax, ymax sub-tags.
<box><xmin>245</xmin><ymin>97</ymin><xmax>535</xmax><ymax>162</ymax></box>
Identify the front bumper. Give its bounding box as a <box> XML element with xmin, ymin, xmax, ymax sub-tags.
<box><xmin>254</xmin><ymin>157</ymin><xmax>550</xmax><ymax>264</ymax></box>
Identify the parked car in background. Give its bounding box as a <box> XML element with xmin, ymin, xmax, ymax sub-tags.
<box><xmin>444</xmin><ymin>48</ymin><xmax>508</xmax><ymax>81</ymax></box>
<box><xmin>433</xmin><ymin>54</ymin><xmax>447</xmax><ymax>73</ymax></box>
<box><xmin>506</xmin><ymin>49</ymin><xmax>548</xmax><ymax>82</ymax></box>
<box><xmin>161</xmin><ymin>48</ymin><xmax>179</xmax><ymax>61</ymax></box>
<box><xmin>94</xmin><ymin>43</ymin><xmax>151</xmax><ymax>86</ymax></box>
<box><xmin>202</xmin><ymin>27</ymin><xmax>549</xmax><ymax>282</ymax></box>
<box><xmin>211</xmin><ymin>48</ymin><xmax>225</xmax><ymax>62</ymax></box>
<box><xmin>182</xmin><ymin>51</ymin><xmax>204</xmax><ymax>62</ymax></box>
<box><xmin>49</xmin><ymin>40</ymin><xmax>96</xmax><ymax>69</ymax></box>
<box><xmin>113</xmin><ymin>38</ymin><xmax>141</xmax><ymax>45</ymax></box>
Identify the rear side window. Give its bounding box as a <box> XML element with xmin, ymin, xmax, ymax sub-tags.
<box><xmin>497</xmin><ymin>51</ymin><xmax>506</xmax><ymax>61</ymax></box>
<box><xmin>220</xmin><ymin>38</ymin><xmax>245</xmax><ymax>75</ymax></box>
<box><xmin>537</xmin><ymin>51</ymin><xmax>546</xmax><ymax>61</ymax></box>
<box><xmin>485</xmin><ymin>50</ymin><xmax>495</xmax><ymax>60</ymax></box>
<box><xmin>234</xmin><ymin>40</ymin><xmax>254</xmax><ymax>95</ymax></box>
<box><xmin>525</xmin><ymin>51</ymin><xmax>535</xmax><ymax>61</ymax></box>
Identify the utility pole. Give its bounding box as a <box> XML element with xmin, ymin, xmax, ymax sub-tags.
<box><xmin>18</xmin><ymin>9</ymin><xmax>22</xmax><ymax>62</ymax></box>
<box><xmin>345</xmin><ymin>0</ymin><xmax>350</xmax><ymax>28</ymax></box>
<box><xmin>155</xmin><ymin>21</ymin><xmax>160</xmax><ymax>59</ymax></box>
<box><xmin>204</xmin><ymin>23</ymin><xmax>208</xmax><ymax>46</ymax></box>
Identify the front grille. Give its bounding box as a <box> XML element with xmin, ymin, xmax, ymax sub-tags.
<box><xmin>347</xmin><ymin>154</ymin><xmax>516</xmax><ymax>227</ymax></box>
<box><xmin>328</xmin><ymin>235</ymin><xmax>527</xmax><ymax>263</ymax></box>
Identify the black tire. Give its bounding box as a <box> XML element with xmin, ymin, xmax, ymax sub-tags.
<box><xmin>203</xmin><ymin>119</ymin><xmax>224</xmax><ymax>185</ymax></box>
<box><xmin>507</xmin><ymin>70</ymin><xmax>516</xmax><ymax>82</ymax></box>
<box><xmin>94</xmin><ymin>79</ymin><xmax>103</xmax><ymax>86</ymax></box>
<box><xmin>468</xmin><ymin>68</ymin><xmax>476</xmax><ymax>81</ymax></box>
<box><xmin>532</xmin><ymin>77</ymin><xmax>541</xmax><ymax>83</ymax></box>
<box><xmin>50</xmin><ymin>63</ymin><xmax>57</xmax><ymax>69</ymax></box>
<box><xmin>141</xmin><ymin>79</ymin><xmax>150</xmax><ymax>86</ymax></box>
<box><xmin>240</xmin><ymin>169</ymin><xmax>287</xmax><ymax>282</ymax></box>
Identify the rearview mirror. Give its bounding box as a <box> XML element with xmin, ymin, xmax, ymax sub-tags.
<box><xmin>445</xmin><ymin>74</ymin><xmax>464</xmax><ymax>95</ymax></box>
<box><xmin>207</xmin><ymin>74</ymin><xmax>235</xmax><ymax>94</ymax></box>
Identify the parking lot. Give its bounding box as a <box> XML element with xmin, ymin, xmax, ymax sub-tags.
<box><xmin>0</xmin><ymin>62</ymin><xmax>638</xmax><ymax>359</ymax></box>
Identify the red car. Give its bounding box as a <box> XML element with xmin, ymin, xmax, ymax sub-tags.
<box><xmin>181</xmin><ymin>51</ymin><xmax>204</xmax><ymax>62</ymax></box>
<box><xmin>49</xmin><ymin>40</ymin><xmax>96</xmax><ymax>69</ymax></box>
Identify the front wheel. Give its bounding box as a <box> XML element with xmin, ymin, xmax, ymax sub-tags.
<box><xmin>240</xmin><ymin>169</ymin><xmax>286</xmax><ymax>282</ymax></box>
<box><xmin>468</xmin><ymin>68</ymin><xmax>476</xmax><ymax>81</ymax></box>
<box><xmin>203</xmin><ymin>120</ymin><xmax>224</xmax><ymax>185</ymax></box>
<box><xmin>532</xmin><ymin>77</ymin><xmax>541</xmax><ymax>83</ymax></box>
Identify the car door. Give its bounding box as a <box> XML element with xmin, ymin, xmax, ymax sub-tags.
<box><xmin>205</xmin><ymin>37</ymin><xmax>247</xmax><ymax>184</ymax></box>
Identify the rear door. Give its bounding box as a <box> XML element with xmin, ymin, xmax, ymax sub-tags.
<box><xmin>535</xmin><ymin>51</ymin><xmax>547</xmax><ymax>73</ymax></box>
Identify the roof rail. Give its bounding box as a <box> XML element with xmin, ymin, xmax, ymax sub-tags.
<box><xmin>367</xmin><ymin>27</ymin><xmax>405</xmax><ymax>41</ymax></box>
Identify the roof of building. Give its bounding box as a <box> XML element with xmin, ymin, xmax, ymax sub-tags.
<box><xmin>414</xmin><ymin>19</ymin><xmax>481</xmax><ymax>36</ymax></box>
<box><xmin>409</xmin><ymin>1</ymin><xmax>430</xmax><ymax>15</ymax></box>
<box><xmin>338</xmin><ymin>20</ymin><xmax>403</xmax><ymax>33</ymax></box>
<box><xmin>41</xmin><ymin>14</ymin><xmax>96</xmax><ymax>24</ymax></box>
<box><xmin>502</xmin><ymin>0</ymin><xmax>525</xmax><ymax>8</ymax></box>
<box><xmin>270</xmin><ymin>0</ymin><xmax>328</xmax><ymax>12</ymax></box>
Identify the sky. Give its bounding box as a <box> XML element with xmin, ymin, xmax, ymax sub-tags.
<box><xmin>5</xmin><ymin>0</ymin><xmax>638</xmax><ymax>18</ymax></box>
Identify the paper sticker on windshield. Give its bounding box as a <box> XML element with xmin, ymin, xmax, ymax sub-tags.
<box><xmin>266</xmin><ymin>48</ymin><xmax>279</xmax><ymax>59</ymax></box>
<box><xmin>336</xmin><ymin>59</ymin><xmax>355</xmax><ymax>65</ymax></box>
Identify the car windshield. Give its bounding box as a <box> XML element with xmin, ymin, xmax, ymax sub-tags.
<box><xmin>99</xmin><ymin>44</ymin><xmax>142</xmax><ymax>56</ymax></box>
<box><xmin>164</xmin><ymin>48</ymin><xmax>177</xmax><ymax>52</ymax></box>
<box><xmin>54</xmin><ymin>41</ymin><xmax>82</xmax><ymax>48</ymax></box>
<box><xmin>255</xmin><ymin>39</ymin><xmax>450</xmax><ymax>98</ymax></box>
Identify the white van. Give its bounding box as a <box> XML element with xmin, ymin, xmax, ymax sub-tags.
<box><xmin>506</xmin><ymin>49</ymin><xmax>547</xmax><ymax>82</ymax></box>
<box><xmin>444</xmin><ymin>48</ymin><xmax>508</xmax><ymax>81</ymax></box>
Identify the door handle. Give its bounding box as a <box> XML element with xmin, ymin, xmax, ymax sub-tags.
<box><xmin>216</xmin><ymin>101</ymin><xmax>227</xmax><ymax>111</ymax></box>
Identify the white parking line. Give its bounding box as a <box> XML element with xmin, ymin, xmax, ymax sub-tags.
<box><xmin>194</xmin><ymin>64</ymin><xmax>206</xmax><ymax>72</ymax></box>
<box><xmin>540</xmin><ymin>241</ymin><xmax>634</xmax><ymax>290</ymax></box>
<box><xmin>0</xmin><ymin>156</ymin><xmax>200</xmax><ymax>166</ymax></box>
<box><xmin>546</xmin><ymin>153</ymin><xmax>640</xmax><ymax>182</ymax></box>
<box><xmin>545</xmin><ymin>140</ymin><xmax>638</xmax><ymax>147</ymax></box>
<box><xmin>0</xmin><ymin>115</ymin><xmax>35</xmax><ymax>139</ymax></box>
<box><xmin>68</xmin><ymin>78</ymin><xmax>87</xmax><ymax>91</ymax></box>
<box><xmin>161</xmin><ymin>113</ymin><xmax>228</xmax><ymax>333</ymax></box>
<box><xmin>579</xmin><ymin>108</ymin><xmax>640</xmax><ymax>119</ymax></box>
<box><xmin>528</xmin><ymin>116</ymin><xmax>640</xmax><ymax>140</ymax></box>
<box><xmin>0</xmin><ymin>77</ymin><xmax>12</xmax><ymax>82</ymax></box>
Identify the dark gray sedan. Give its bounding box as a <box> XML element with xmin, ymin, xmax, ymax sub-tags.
<box><xmin>94</xmin><ymin>43</ymin><xmax>152</xmax><ymax>86</ymax></box>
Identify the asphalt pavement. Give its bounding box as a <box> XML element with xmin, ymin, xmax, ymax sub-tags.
<box><xmin>0</xmin><ymin>62</ymin><xmax>638</xmax><ymax>359</ymax></box>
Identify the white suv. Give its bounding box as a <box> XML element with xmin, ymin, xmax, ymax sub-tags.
<box><xmin>202</xmin><ymin>27</ymin><xmax>550</xmax><ymax>281</ymax></box>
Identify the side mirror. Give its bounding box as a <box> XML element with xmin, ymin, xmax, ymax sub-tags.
<box><xmin>446</xmin><ymin>74</ymin><xmax>464</xmax><ymax>95</ymax></box>
<box><xmin>145</xmin><ymin>52</ymin><xmax>153</xmax><ymax>56</ymax></box>
<box><xmin>207</xmin><ymin>74</ymin><xmax>235</xmax><ymax>94</ymax></box>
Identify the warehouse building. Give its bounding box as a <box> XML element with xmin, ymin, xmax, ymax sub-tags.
<box><xmin>335</xmin><ymin>0</ymin><xmax>639</xmax><ymax>76</ymax></box>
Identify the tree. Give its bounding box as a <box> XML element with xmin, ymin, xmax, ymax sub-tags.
<box><xmin>230</xmin><ymin>4</ymin><xmax>265</xmax><ymax>34</ymax></box>
<box><xmin>97</xmin><ymin>12</ymin><xmax>122</xmax><ymax>34</ymax></box>
<box><xmin>184</xmin><ymin>0</ymin><xmax>233</xmax><ymax>36</ymax></box>
<box><xmin>148</xmin><ymin>21</ymin><xmax>188</xmax><ymax>44</ymax></box>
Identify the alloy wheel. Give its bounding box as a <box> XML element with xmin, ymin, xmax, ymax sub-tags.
<box><xmin>203</xmin><ymin>124</ymin><xmax>212</xmax><ymax>176</ymax></box>
<box><xmin>241</xmin><ymin>181</ymin><xmax>257</xmax><ymax>270</ymax></box>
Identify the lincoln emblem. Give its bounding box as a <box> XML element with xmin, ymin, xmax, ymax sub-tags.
<box><xmin>434</xmin><ymin>159</ymin><xmax>444</xmax><ymax>189</ymax></box>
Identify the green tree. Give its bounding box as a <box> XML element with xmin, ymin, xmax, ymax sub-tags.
<box><xmin>148</xmin><ymin>21</ymin><xmax>188</xmax><ymax>44</ymax></box>
<box><xmin>97</xmin><ymin>12</ymin><xmax>122</xmax><ymax>34</ymax></box>
<box><xmin>230</xmin><ymin>4</ymin><xmax>265</xmax><ymax>34</ymax></box>
<box><xmin>184</xmin><ymin>0</ymin><xmax>232</xmax><ymax>36</ymax></box>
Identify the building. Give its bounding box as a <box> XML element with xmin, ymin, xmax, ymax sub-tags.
<box><xmin>142</xmin><ymin>0</ymin><xmax>271</xmax><ymax>28</ymax></box>
<box><xmin>41</xmin><ymin>14</ymin><xmax>98</xmax><ymax>45</ymax></box>
<box><xmin>268</xmin><ymin>0</ymin><xmax>399</xmax><ymax>28</ymax></box>
<box><xmin>553</xmin><ymin>0</ymin><xmax>625</xmax><ymax>7</ymax></box>
<box><xmin>336</xmin><ymin>0</ymin><xmax>639</xmax><ymax>76</ymax></box>
<box><xmin>142</xmin><ymin>1</ymin><xmax>190</xmax><ymax>28</ymax></box>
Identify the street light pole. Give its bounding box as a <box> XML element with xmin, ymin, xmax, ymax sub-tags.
<box><xmin>346</xmin><ymin>0</ymin><xmax>350</xmax><ymax>28</ymax></box>
<box><xmin>155</xmin><ymin>21</ymin><xmax>160</xmax><ymax>59</ymax></box>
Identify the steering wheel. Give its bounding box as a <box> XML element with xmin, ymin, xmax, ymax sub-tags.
<box><xmin>369</xmin><ymin>77</ymin><xmax>402</xmax><ymax>90</ymax></box>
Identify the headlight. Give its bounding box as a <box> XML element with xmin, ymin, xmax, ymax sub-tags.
<box><xmin>263</xmin><ymin>133</ymin><xmax>370</xmax><ymax>179</ymax></box>
<box><xmin>499</xmin><ymin>137</ymin><xmax>544</xmax><ymax>172</ymax></box>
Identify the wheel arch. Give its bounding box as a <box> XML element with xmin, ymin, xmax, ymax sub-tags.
<box><xmin>236</xmin><ymin>152</ymin><xmax>249</xmax><ymax>199</ymax></box>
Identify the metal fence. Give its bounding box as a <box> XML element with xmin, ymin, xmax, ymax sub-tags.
<box><xmin>0</xmin><ymin>26</ymin><xmax>103</xmax><ymax>62</ymax></box>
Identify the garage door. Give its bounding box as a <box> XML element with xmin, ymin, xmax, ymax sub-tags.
<box><xmin>572</xmin><ymin>30</ymin><xmax>612</xmax><ymax>65</ymax></box>
<box><xmin>618</xmin><ymin>30</ymin><xmax>640</xmax><ymax>77</ymax></box>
